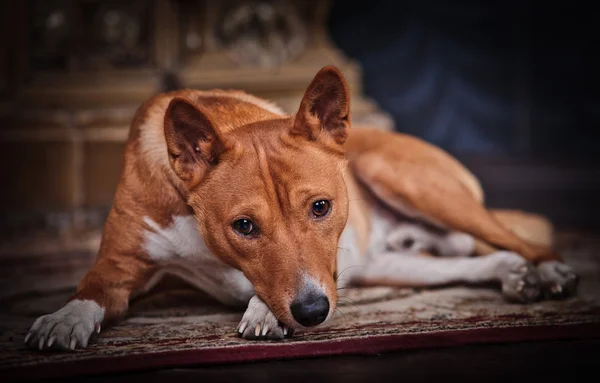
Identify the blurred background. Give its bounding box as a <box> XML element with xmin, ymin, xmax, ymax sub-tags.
<box><xmin>0</xmin><ymin>0</ymin><xmax>598</xmax><ymax>245</ymax></box>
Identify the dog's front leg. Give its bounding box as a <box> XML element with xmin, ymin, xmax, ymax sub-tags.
<box><xmin>25</xmin><ymin>254</ymin><xmax>155</xmax><ymax>351</ymax></box>
<box><xmin>237</xmin><ymin>296</ymin><xmax>294</xmax><ymax>340</ymax></box>
<box><xmin>356</xmin><ymin>251</ymin><xmax>542</xmax><ymax>303</ymax></box>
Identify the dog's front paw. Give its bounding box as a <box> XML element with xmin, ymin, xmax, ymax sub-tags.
<box><xmin>500</xmin><ymin>256</ymin><xmax>541</xmax><ymax>303</ymax></box>
<box><xmin>24</xmin><ymin>300</ymin><xmax>104</xmax><ymax>351</ymax></box>
<box><xmin>237</xmin><ymin>296</ymin><xmax>293</xmax><ymax>340</ymax></box>
<box><xmin>538</xmin><ymin>261</ymin><xmax>579</xmax><ymax>299</ymax></box>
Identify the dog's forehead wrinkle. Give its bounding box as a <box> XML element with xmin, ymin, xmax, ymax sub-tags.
<box><xmin>242</xmin><ymin>134</ymin><xmax>301</xmax><ymax>216</ymax></box>
<box><xmin>253</xmin><ymin>141</ymin><xmax>284</xmax><ymax>217</ymax></box>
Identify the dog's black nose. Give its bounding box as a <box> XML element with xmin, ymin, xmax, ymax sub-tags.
<box><xmin>290</xmin><ymin>293</ymin><xmax>329</xmax><ymax>327</ymax></box>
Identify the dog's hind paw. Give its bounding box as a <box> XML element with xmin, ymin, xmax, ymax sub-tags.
<box><xmin>237</xmin><ymin>296</ymin><xmax>294</xmax><ymax>340</ymax></box>
<box><xmin>538</xmin><ymin>261</ymin><xmax>579</xmax><ymax>299</ymax></box>
<box><xmin>24</xmin><ymin>300</ymin><xmax>104</xmax><ymax>351</ymax></box>
<box><xmin>501</xmin><ymin>261</ymin><xmax>542</xmax><ymax>303</ymax></box>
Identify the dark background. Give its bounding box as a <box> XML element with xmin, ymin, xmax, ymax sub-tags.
<box><xmin>0</xmin><ymin>0</ymin><xmax>599</xmax><ymax>232</ymax></box>
<box><xmin>328</xmin><ymin>0</ymin><xmax>600</xmax><ymax>228</ymax></box>
<box><xmin>330</xmin><ymin>0</ymin><xmax>599</xmax><ymax>157</ymax></box>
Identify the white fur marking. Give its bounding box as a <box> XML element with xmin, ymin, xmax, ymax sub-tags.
<box><xmin>26</xmin><ymin>300</ymin><xmax>105</xmax><ymax>350</ymax></box>
<box><xmin>359</xmin><ymin>250</ymin><xmax>527</xmax><ymax>286</ymax></box>
<box><xmin>366</xmin><ymin>206</ymin><xmax>401</xmax><ymax>258</ymax></box>
<box><xmin>137</xmin><ymin>97</ymin><xmax>174</xmax><ymax>177</ymax></box>
<box><xmin>336</xmin><ymin>224</ymin><xmax>364</xmax><ymax>286</ymax></box>
<box><xmin>143</xmin><ymin>215</ymin><xmax>208</xmax><ymax>261</ymax></box>
<box><xmin>142</xmin><ymin>215</ymin><xmax>254</xmax><ymax>306</ymax></box>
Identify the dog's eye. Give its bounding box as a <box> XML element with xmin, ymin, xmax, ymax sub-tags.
<box><xmin>233</xmin><ymin>219</ymin><xmax>254</xmax><ymax>236</ymax></box>
<box><xmin>312</xmin><ymin>200</ymin><xmax>331</xmax><ymax>218</ymax></box>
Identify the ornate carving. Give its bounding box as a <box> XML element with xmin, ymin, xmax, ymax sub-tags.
<box><xmin>88</xmin><ymin>2</ymin><xmax>148</xmax><ymax>69</ymax></box>
<box><xmin>215</xmin><ymin>1</ymin><xmax>308</xmax><ymax>69</ymax></box>
<box><xmin>28</xmin><ymin>0</ymin><xmax>152</xmax><ymax>72</ymax></box>
<box><xmin>29</xmin><ymin>0</ymin><xmax>74</xmax><ymax>71</ymax></box>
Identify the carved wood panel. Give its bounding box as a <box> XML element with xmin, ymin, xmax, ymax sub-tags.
<box><xmin>28</xmin><ymin>0</ymin><xmax>153</xmax><ymax>72</ymax></box>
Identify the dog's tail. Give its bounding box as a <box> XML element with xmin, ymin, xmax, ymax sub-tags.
<box><xmin>474</xmin><ymin>209</ymin><xmax>554</xmax><ymax>255</ymax></box>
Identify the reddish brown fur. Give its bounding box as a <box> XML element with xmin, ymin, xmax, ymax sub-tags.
<box><xmin>68</xmin><ymin>66</ymin><xmax>559</xmax><ymax>335</ymax></box>
<box><xmin>187</xmin><ymin>121</ymin><xmax>349</xmax><ymax>323</ymax></box>
<box><xmin>345</xmin><ymin>127</ymin><xmax>561</xmax><ymax>263</ymax></box>
<box><xmin>70</xmin><ymin>68</ymin><xmax>352</xmax><ymax>328</ymax></box>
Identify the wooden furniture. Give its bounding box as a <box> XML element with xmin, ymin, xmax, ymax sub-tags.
<box><xmin>0</xmin><ymin>0</ymin><xmax>392</xmax><ymax>235</ymax></box>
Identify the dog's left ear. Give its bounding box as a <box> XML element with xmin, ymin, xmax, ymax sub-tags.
<box><xmin>292</xmin><ymin>66</ymin><xmax>351</xmax><ymax>145</ymax></box>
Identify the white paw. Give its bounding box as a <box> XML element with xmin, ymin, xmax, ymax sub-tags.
<box><xmin>501</xmin><ymin>261</ymin><xmax>541</xmax><ymax>303</ymax></box>
<box><xmin>237</xmin><ymin>296</ymin><xmax>293</xmax><ymax>340</ymax></box>
<box><xmin>489</xmin><ymin>251</ymin><xmax>541</xmax><ymax>303</ymax></box>
<box><xmin>442</xmin><ymin>232</ymin><xmax>475</xmax><ymax>257</ymax></box>
<box><xmin>538</xmin><ymin>261</ymin><xmax>579</xmax><ymax>299</ymax></box>
<box><xmin>24</xmin><ymin>300</ymin><xmax>105</xmax><ymax>351</ymax></box>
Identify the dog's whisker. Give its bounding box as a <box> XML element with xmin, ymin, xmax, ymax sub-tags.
<box><xmin>337</xmin><ymin>246</ymin><xmax>350</xmax><ymax>255</ymax></box>
<box><xmin>335</xmin><ymin>303</ymin><xmax>359</xmax><ymax>315</ymax></box>
<box><xmin>337</xmin><ymin>295</ymin><xmax>359</xmax><ymax>303</ymax></box>
<box><xmin>334</xmin><ymin>307</ymin><xmax>349</xmax><ymax>326</ymax></box>
<box><xmin>336</xmin><ymin>278</ymin><xmax>352</xmax><ymax>288</ymax></box>
<box><xmin>336</xmin><ymin>265</ymin><xmax>366</xmax><ymax>280</ymax></box>
<box><xmin>336</xmin><ymin>296</ymin><xmax>361</xmax><ymax>309</ymax></box>
<box><xmin>336</xmin><ymin>304</ymin><xmax>360</xmax><ymax>314</ymax></box>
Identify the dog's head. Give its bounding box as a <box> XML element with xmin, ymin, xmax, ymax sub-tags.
<box><xmin>163</xmin><ymin>66</ymin><xmax>351</xmax><ymax>329</ymax></box>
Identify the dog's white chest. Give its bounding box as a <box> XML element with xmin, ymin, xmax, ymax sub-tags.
<box><xmin>143</xmin><ymin>215</ymin><xmax>210</xmax><ymax>260</ymax></box>
<box><xmin>336</xmin><ymin>224</ymin><xmax>363</xmax><ymax>285</ymax></box>
<box><xmin>142</xmin><ymin>215</ymin><xmax>254</xmax><ymax>306</ymax></box>
<box><xmin>336</xmin><ymin>206</ymin><xmax>399</xmax><ymax>284</ymax></box>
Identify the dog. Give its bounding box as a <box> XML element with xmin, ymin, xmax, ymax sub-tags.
<box><xmin>25</xmin><ymin>66</ymin><xmax>578</xmax><ymax>350</ymax></box>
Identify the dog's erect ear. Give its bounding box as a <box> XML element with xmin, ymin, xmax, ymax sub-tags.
<box><xmin>292</xmin><ymin>66</ymin><xmax>351</xmax><ymax>146</ymax></box>
<box><xmin>164</xmin><ymin>97</ymin><xmax>227</xmax><ymax>184</ymax></box>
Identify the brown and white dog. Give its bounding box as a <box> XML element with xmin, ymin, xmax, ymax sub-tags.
<box><xmin>25</xmin><ymin>66</ymin><xmax>578</xmax><ymax>350</ymax></box>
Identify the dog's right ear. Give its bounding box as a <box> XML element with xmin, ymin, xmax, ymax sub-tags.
<box><xmin>164</xmin><ymin>97</ymin><xmax>227</xmax><ymax>185</ymax></box>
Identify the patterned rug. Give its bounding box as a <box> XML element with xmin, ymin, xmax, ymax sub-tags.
<box><xmin>1</xmin><ymin>230</ymin><xmax>600</xmax><ymax>381</ymax></box>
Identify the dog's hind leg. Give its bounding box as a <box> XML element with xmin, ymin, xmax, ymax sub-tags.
<box><xmin>348</xmin><ymin>145</ymin><xmax>560</xmax><ymax>264</ymax></box>
<box><xmin>356</xmin><ymin>251</ymin><xmax>542</xmax><ymax>303</ymax></box>
<box><xmin>458</xmin><ymin>209</ymin><xmax>576</xmax><ymax>299</ymax></box>
<box><xmin>346</xmin><ymin>129</ymin><xmax>577</xmax><ymax>298</ymax></box>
